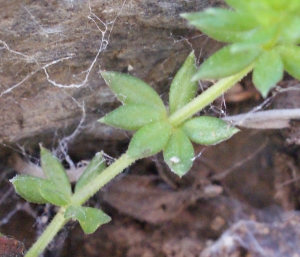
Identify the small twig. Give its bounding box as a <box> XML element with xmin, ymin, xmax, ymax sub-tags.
<box><xmin>276</xmin><ymin>176</ymin><xmax>300</xmax><ymax>190</ymax></box>
<box><xmin>222</xmin><ymin>109</ymin><xmax>300</xmax><ymax>129</ymax></box>
<box><xmin>276</xmin><ymin>158</ymin><xmax>300</xmax><ymax>190</ymax></box>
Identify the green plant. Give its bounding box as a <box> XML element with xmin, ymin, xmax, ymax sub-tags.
<box><xmin>182</xmin><ymin>0</ymin><xmax>300</xmax><ymax>97</ymax></box>
<box><xmin>9</xmin><ymin>0</ymin><xmax>300</xmax><ymax>256</ymax></box>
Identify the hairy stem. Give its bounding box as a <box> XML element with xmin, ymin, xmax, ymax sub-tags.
<box><xmin>25</xmin><ymin>207</ymin><xmax>67</xmax><ymax>257</ymax></box>
<box><xmin>168</xmin><ymin>64</ymin><xmax>254</xmax><ymax>127</ymax></box>
<box><xmin>71</xmin><ymin>153</ymin><xmax>135</xmax><ymax>205</ymax></box>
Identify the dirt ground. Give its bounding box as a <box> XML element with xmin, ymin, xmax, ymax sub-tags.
<box><xmin>0</xmin><ymin>78</ymin><xmax>300</xmax><ymax>257</ymax></box>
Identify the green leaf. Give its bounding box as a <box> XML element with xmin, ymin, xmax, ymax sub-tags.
<box><xmin>169</xmin><ymin>52</ymin><xmax>198</xmax><ymax>114</ymax></box>
<box><xmin>40</xmin><ymin>146</ymin><xmax>72</xmax><ymax>198</ymax></box>
<box><xmin>231</xmin><ymin>26</ymin><xmax>277</xmax><ymax>51</ymax></box>
<box><xmin>277</xmin><ymin>45</ymin><xmax>300</xmax><ymax>80</ymax></box>
<box><xmin>181</xmin><ymin>116</ymin><xmax>239</xmax><ymax>145</ymax></box>
<box><xmin>225</xmin><ymin>0</ymin><xmax>249</xmax><ymax>12</ymax></box>
<box><xmin>75</xmin><ymin>152</ymin><xmax>106</xmax><ymax>193</ymax></box>
<box><xmin>253</xmin><ymin>49</ymin><xmax>283</xmax><ymax>98</ymax></box>
<box><xmin>163</xmin><ymin>129</ymin><xmax>194</xmax><ymax>177</ymax></box>
<box><xmin>11</xmin><ymin>174</ymin><xmax>71</xmax><ymax>206</ymax></box>
<box><xmin>127</xmin><ymin>121</ymin><xmax>172</xmax><ymax>159</ymax></box>
<box><xmin>193</xmin><ymin>44</ymin><xmax>260</xmax><ymax>80</ymax></box>
<box><xmin>183</xmin><ymin>0</ymin><xmax>300</xmax><ymax>49</ymax></box>
<box><xmin>181</xmin><ymin>9</ymin><xmax>257</xmax><ymax>43</ymax></box>
<box><xmin>247</xmin><ymin>2</ymin><xmax>278</xmax><ymax>26</ymax></box>
<box><xmin>288</xmin><ymin>0</ymin><xmax>300</xmax><ymax>12</ymax></box>
<box><xmin>101</xmin><ymin>71</ymin><xmax>165</xmax><ymax>111</ymax></box>
<box><xmin>10</xmin><ymin>175</ymin><xmax>48</xmax><ymax>204</ymax></box>
<box><xmin>266</xmin><ymin>0</ymin><xmax>292</xmax><ymax>10</ymax></box>
<box><xmin>99</xmin><ymin>104</ymin><xmax>167</xmax><ymax>131</ymax></box>
<box><xmin>280</xmin><ymin>16</ymin><xmax>300</xmax><ymax>44</ymax></box>
<box><xmin>39</xmin><ymin>180</ymin><xmax>71</xmax><ymax>206</ymax></box>
<box><xmin>65</xmin><ymin>206</ymin><xmax>111</xmax><ymax>234</ymax></box>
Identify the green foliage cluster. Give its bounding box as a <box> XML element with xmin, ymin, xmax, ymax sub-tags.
<box><xmin>182</xmin><ymin>0</ymin><xmax>300</xmax><ymax>97</ymax></box>
<box><xmin>11</xmin><ymin>147</ymin><xmax>111</xmax><ymax>234</ymax></box>
<box><xmin>100</xmin><ymin>52</ymin><xmax>238</xmax><ymax>177</ymax></box>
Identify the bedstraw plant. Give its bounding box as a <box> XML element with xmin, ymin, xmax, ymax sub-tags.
<box><xmin>9</xmin><ymin>0</ymin><xmax>300</xmax><ymax>256</ymax></box>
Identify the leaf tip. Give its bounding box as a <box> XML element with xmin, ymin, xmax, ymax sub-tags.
<box><xmin>187</xmin><ymin>50</ymin><xmax>196</xmax><ymax>63</ymax></box>
<box><xmin>9</xmin><ymin>176</ymin><xmax>17</xmax><ymax>184</ymax></box>
<box><xmin>100</xmin><ymin>70</ymin><xmax>107</xmax><ymax>76</ymax></box>
<box><xmin>180</xmin><ymin>13</ymin><xmax>188</xmax><ymax>19</ymax></box>
<box><xmin>232</xmin><ymin>126</ymin><xmax>240</xmax><ymax>135</ymax></box>
<box><xmin>100</xmin><ymin>70</ymin><xmax>113</xmax><ymax>85</ymax></box>
<box><xmin>98</xmin><ymin>117</ymin><xmax>106</xmax><ymax>124</ymax></box>
<box><xmin>258</xmin><ymin>88</ymin><xmax>270</xmax><ymax>98</ymax></box>
<box><xmin>39</xmin><ymin>144</ymin><xmax>51</xmax><ymax>158</ymax></box>
<box><xmin>39</xmin><ymin>143</ymin><xmax>45</xmax><ymax>151</ymax></box>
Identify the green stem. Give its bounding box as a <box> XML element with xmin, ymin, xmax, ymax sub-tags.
<box><xmin>25</xmin><ymin>207</ymin><xmax>67</xmax><ymax>257</ymax></box>
<box><xmin>71</xmin><ymin>153</ymin><xmax>135</xmax><ymax>205</ymax></box>
<box><xmin>168</xmin><ymin>63</ymin><xmax>254</xmax><ymax>127</ymax></box>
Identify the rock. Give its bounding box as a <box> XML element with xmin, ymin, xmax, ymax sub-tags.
<box><xmin>0</xmin><ymin>0</ymin><xmax>225</xmax><ymax>147</ymax></box>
